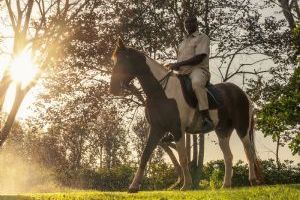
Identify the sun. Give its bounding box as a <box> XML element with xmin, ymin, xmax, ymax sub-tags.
<box><xmin>2</xmin><ymin>48</ymin><xmax>39</xmax><ymax>116</ymax></box>
<box><xmin>9</xmin><ymin>49</ymin><xmax>38</xmax><ymax>86</ymax></box>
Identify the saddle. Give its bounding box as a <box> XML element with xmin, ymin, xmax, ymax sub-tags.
<box><xmin>178</xmin><ymin>75</ymin><xmax>222</xmax><ymax>109</ymax></box>
<box><xmin>160</xmin><ymin>74</ymin><xmax>223</xmax><ymax>141</ymax></box>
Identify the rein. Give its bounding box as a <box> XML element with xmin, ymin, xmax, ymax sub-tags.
<box><xmin>158</xmin><ymin>71</ymin><xmax>172</xmax><ymax>90</ymax></box>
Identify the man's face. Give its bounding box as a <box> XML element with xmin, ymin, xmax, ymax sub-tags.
<box><xmin>184</xmin><ymin>18</ymin><xmax>197</xmax><ymax>34</ymax></box>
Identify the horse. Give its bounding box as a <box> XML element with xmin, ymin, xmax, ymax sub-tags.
<box><xmin>110</xmin><ymin>39</ymin><xmax>262</xmax><ymax>193</ymax></box>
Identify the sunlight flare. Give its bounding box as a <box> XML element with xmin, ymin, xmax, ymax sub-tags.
<box><xmin>9</xmin><ymin>49</ymin><xmax>38</xmax><ymax>86</ymax></box>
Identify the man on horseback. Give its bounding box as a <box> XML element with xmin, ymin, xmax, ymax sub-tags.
<box><xmin>166</xmin><ymin>15</ymin><xmax>214</xmax><ymax>132</ymax></box>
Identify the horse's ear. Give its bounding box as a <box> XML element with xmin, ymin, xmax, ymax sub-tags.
<box><xmin>117</xmin><ymin>37</ymin><xmax>125</xmax><ymax>50</ymax></box>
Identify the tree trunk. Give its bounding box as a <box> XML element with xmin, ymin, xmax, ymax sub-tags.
<box><xmin>276</xmin><ymin>135</ymin><xmax>281</xmax><ymax>169</ymax></box>
<box><xmin>0</xmin><ymin>73</ymin><xmax>12</xmax><ymax>112</ymax></box>
<box><xmin>100</xmin><ymin>146</ymin><xmax>103</xmax><ymax>168</ymax></box>
<box><xmin>186</xmin><ymin>133</ymin><xmax>191</xmax><ymax>163</ymax></box>
<box><xmin>0</xmin><ymin>84</ymin><xmax>27</xmax><ymax>147</ymax></box>
<box><xmin>192</xmin><ymin>135</ymin><xmax>198</xmax><ymax>164</ymax></box>
<box><xmin>190</xmin><ymin>135</ymin><xmax>200</xmax><ymax>188</ymax></box>
<box><xmin>198</xmin><ymin>134</ymin><xmax>204</xmax><ymax>171</ymax></box>
<box><xmin>278</xmin><ymin>0</ymin><xmax>296</xmax><ymax>29</ymax></box>
<box><xmin>204</xmin><ymin>0</ymin><xmax>210</xmax><ymax>35</ymax></box>
<box><xmin>189</xmin><ymin>134</ymin><xmax>205</xmax><ymax>188</ymax></box>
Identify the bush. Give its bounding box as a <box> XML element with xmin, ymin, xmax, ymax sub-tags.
<box><xmin>232</xmin><ymin>160</ymin><xmax>249</xmax><ymax>186</ymax></box>
<box><xmin>58</xmin><ymin>163</ymin><xmax>177</xmax><ymax>191</ymax></box>
<box><xmin>58</xmin><ymin>165</ymin><xmax>135</xmax><ymax>191</ymax></box>
<box><xmin>57</xmin><ymin>159</ymin><xmax>300</xmax><ymax>190</ymax></box>
<box><xmin>209</xmin><ymin>168</ymin><xmax>223</xmax><ymax>189</ymax></box>
<box><xmin>261</xmin><ymin>159</ymin><xmax>300</xmax><ymax>184</ymax></box>
<box><xmin>142</xmin><ymin>163</ymin><xmax>177</xmax><ymax>190</ymax></box>
<box><xmin>201</xmin><ymin>159</ymin><xmax>300</xmax><ymax>188</ymax></box>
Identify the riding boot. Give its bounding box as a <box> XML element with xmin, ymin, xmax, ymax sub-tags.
<box><xmin>199</xmin><ymin>109</ymin><xmax>214</xmax><ymax>133</ymax></box>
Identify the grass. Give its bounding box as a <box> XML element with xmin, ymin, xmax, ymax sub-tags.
<box><xmin>0</xmin><ymin>184</ymin><xmax>299</xmax><ymax>200</ymax></box>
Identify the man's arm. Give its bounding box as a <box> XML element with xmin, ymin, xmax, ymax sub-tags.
<box><xmin>166</xmin><ymin>54</ymin><xmax>207</xmax><ymax>70</ymax></box>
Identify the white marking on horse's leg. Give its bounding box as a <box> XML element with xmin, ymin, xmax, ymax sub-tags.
<box><xmin>245</xmin><ymin>94</ymin><xmax>254</xmax><ymax>145</ymax></box>
<box><xmin>241</xmin><ymin>134</ymin><xmax>257</xmax><ymax>183</ymax></box>
<box><xmin>218</xmin><ymin>136</ymin><xmax>233</xmax><ymax>188</ymax></box>
<box><xmin>176</xmin><ymin>135</ymin><xmax>192</xmax><ymax>190</ymax></box>
<box><xmin>242</xmin><ymin>93</ymin><xmax>258</xmax><ymax>185</ymax></box>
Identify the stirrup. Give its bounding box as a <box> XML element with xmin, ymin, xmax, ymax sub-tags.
<box><xmin>200</xmin><ymin>118</ymin><xmax>214</xmax><ymax>133</ymax></box>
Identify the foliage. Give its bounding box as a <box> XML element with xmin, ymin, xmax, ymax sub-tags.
<box><xmin>2</xmin><ymin>122</ymin><xmax>300</xmax><ymax>191</ymax></box>
<box><xmin>261</xmin><ymin>159</ymin><xmax>300</xmax><ymax>184</ymax></box>
<box><xmin>209</xmin><ymin>168</ymin><xmax>224</xmax><ymax>189</ymax></box>
<box><xmin>201</xmin><ymin>159</ymin><xmax>300</xmax><ymax>188</ymax></box>
<box><xmin>142</xmin><ymin>163</ymin><xmax>177</xmax><ymax>191</ymax></box>
<box><xmin>246</xmin><ymin>1</ymin><xmax>300</xmax><ymax>158</ymax></box>
<box><xmin>231</xmin><ymin>160</ymin><xmax>249</xmax><ymax>187</ymax></box>
<box><xmin>253</xmin><ymin>66</ymin><xmax>300</xmax><ymax>155</ymax></box>
<box><xmin>292</xmin><ymin>23</ymin><xmax>300</xmax><ymax>56</ymax></box>
<box><xmin>58</xmin><ymin>165</ymin><xmax>135</xmax><ymax>191</ymax></box>
<box><xmin>57</xmin><ymin>159</ymin><xmax>299</xmax><ymax>191</ymax></box>
<box><xmin>0</xmin><ymin>0</ymin><xmax>91</xmax><ymax>147</ymax></box>
<box><xmin>55</xmin><ymin>163</ymin><xmax>176</xmax><ymax>191</ymax></box>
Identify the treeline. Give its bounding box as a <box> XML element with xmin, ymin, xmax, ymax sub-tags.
<box><xmin>61</xmin><ymin>159</ymin><xmax>300</xmax><ymax>191</ymax></box>
<box><xmin>1</xmin><ymin>126</ymin><xmax>300</xmax><ymax>192</ymax></box>
<box><xmin>1</xmin><ymin>121</ymin><xmax>299</xmax><ymax>192</ymax></box>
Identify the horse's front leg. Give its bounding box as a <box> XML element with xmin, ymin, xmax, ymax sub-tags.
<box><xmin>128</xmin><ymin>126</ymin><xmax>163</xmax><ymax>193</ymax></box>
<box><xmin>175</xmin><ymin>131</ymin><xmax>193</xmax><ymax>190</ymax></box>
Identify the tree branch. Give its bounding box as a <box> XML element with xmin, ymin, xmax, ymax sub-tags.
<box><xmin>5</xmin><ymin>0</ymin><xmax>17</xmax><ymax>32</ymax></box>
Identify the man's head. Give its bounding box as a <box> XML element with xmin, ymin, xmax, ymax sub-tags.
<box><xmin>184</xmin><ymin>16</ymin><xmax>198</xmax><ymax>35</ymax></box>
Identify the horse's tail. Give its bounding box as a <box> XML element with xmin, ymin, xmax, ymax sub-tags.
<box><xmin>248</xmin><ymin>107</ymin><xmax>264</xmax><ymax>184</ymax></box>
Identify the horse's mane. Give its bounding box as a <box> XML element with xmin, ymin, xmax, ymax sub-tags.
<box><xmin>112</xmin><ymin>45</ymin><xmax>168</xmax><ymax>72</ymax></box>
<box><xmin>129</xmin><ymin>48</ymin><xmax>169</xmax><ymax>72</ymax></box>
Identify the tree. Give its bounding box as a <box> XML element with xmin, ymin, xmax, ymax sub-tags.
<box><xmin>247</xmin><ymin>1</ymin><xmax>300</xmax><ymax>163</ymax></box>
<box><xmin>0</xmin><ymin>0</ymin><xmax>91</xmax><ymax>147</ymax></box>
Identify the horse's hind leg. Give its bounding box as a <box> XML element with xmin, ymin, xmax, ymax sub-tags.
<box><xmin>237</xmin><ymin>101</ymin><xmax>261</xmax><ymax>186</ymax></box>
<box><xmin>216</xmin><ymin>129</ymin><xmax>234</xmax><ymax>188</ymax></box>
<box><xmin>240</xmin><ymin>134</ymin><xmax>258</xmax><ymax>186</ymax></box>
<box><xmin>128</xmin><ymin>126</ymin><xmax>162</xmax><ymax>193</ymax></box>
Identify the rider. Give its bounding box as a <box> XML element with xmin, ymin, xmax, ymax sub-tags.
<box><xmin>166</xmin><ymin>15</ymin><xmax>214</xmax><ymax>132</ymax></box>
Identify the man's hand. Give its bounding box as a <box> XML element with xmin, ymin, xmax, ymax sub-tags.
<box><xmin>164</xmin><ymin>63</ymin><xmax>180</xmax><ymax>70</ymax></box>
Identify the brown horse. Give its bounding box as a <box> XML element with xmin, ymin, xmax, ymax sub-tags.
<box><xmin>110</xmin><ymin>39</ymin><xmax>262</xmax><ymax>193</ymax></box>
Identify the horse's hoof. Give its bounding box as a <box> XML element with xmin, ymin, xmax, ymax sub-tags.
<box><xmin>128</xmin><ymin>187</ymin><xmax>139</xmax><ymax>193</ymax></box>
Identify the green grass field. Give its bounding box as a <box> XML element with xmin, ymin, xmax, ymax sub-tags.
<box><xmin>0</xmin><ymin>184</ymin><xmax>299</xmax><ymax>200</ymax></box>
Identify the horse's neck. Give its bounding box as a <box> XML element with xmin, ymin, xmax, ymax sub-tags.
<box><xmin>136</xmin><ymin>57</ymin><xmax>169</xmax><ymax>100</ymax></box>
<box><xmin>145</xmin><ymin>57</ymin><xmax>169</xmax><ymax>81</ymax></box>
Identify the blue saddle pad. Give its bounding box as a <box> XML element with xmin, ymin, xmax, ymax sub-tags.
<box><xmin>178</xmin><ymin>75</ymin><xmax>222</xmax><ymax>109</ymax></box>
